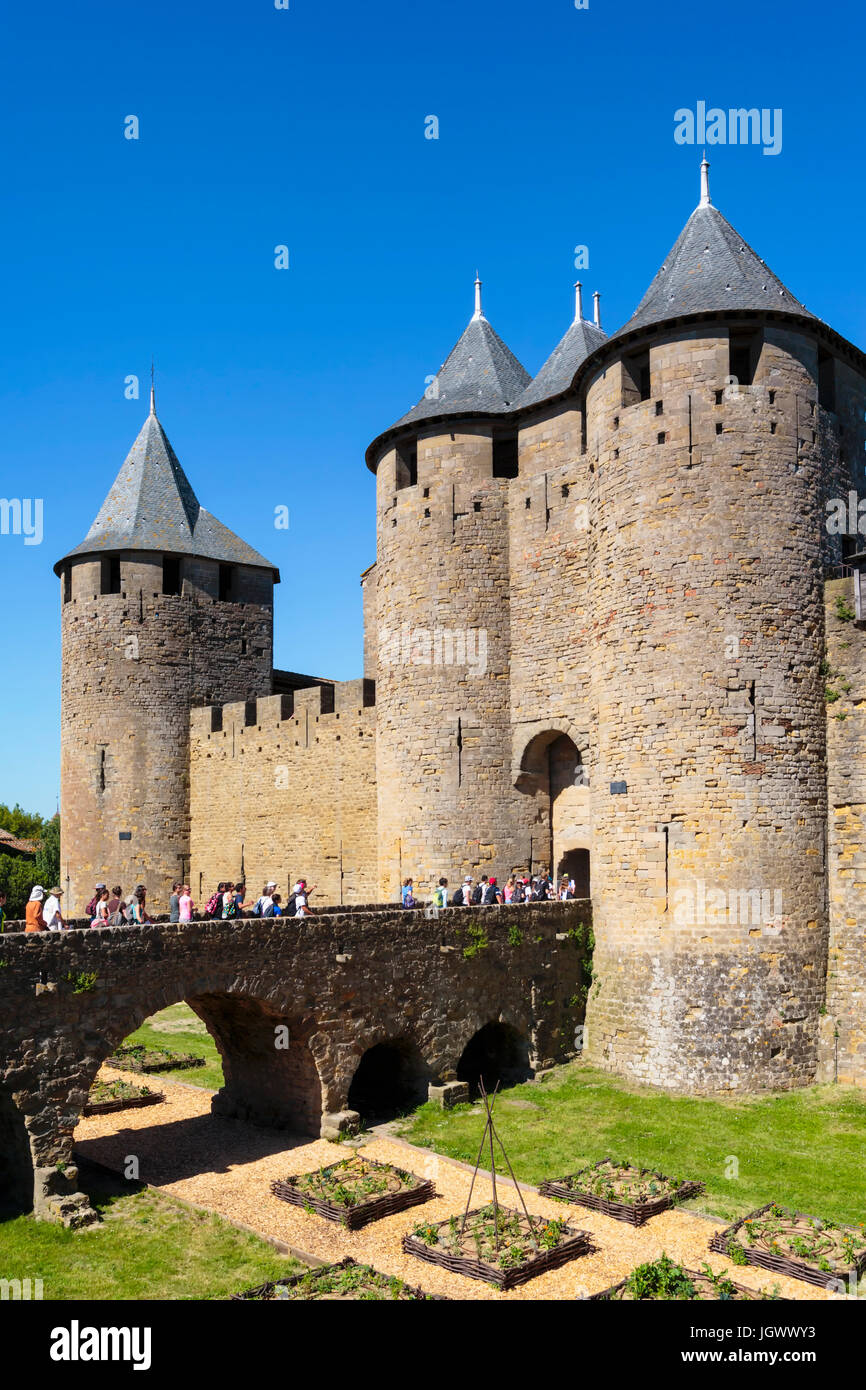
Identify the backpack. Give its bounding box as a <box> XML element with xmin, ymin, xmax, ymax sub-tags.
<box><xmin>123</xmin><ymin>901</ymin><xmax>138</xmax><ymax>923</ymax></box>
<box><xmin>403</xmin><ymin>892</ymin><xmax>415</xmax><ymax>908</ymax></box>
<box><xmin>471</xmin><ymin>884</ymin><xmax>484</xmax><ymax>905</ymax></box>
<box><xmin>262</xmin><ymin>902</ymin><xmax>276</xmax><ymax>917</ymax></box>
<box><xmin>204</xmin><ymin>891</ymin><xmax>222</xmax><ymax>919</ymax></box>
<box><xmin>252</xmin><ymin>898</ymin><xmax>263</xmax><ymax>917</ymax></box>
<box><xmin>283</xmin><ymin>892</ymin><xmax>297</xmax><ymax>917</ymax></box>
<box><xmin>223</xmin><ymin>896</ymin><xmax>237</xmax><ymax>919</ymax></box>
<box><xmin>450</xmin><ymin>887</ymin><xmax>464</xmax><ymax>907</ymax></box>
<box><xmin>483</xmin><ymin>884</ymin><xmax>498</xmax><ymax>905</ymax></box>
<box><xmin>512</xmin><ymin>882</ymin><xmax>525</xmax><ymax>904</ymax></box>
<box><xmin>433</xmin><ymin>885</ymin><xmax>447</xmax><ymax>909</ymax></box>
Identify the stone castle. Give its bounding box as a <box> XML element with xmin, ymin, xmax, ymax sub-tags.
<box><xmin>55</xmin><ymin>162</ymin><xmax>866</xmax><ymax>1094</ymax></box>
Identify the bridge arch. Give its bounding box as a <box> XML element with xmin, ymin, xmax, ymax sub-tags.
<box><xmin>456</xmin><ymin>1020</ymin><xmax>532</xmax><ymax>1095</ymax></box>
<box><xmin>347</xmin><ymin>1034</ymin><xmax>431</xmax><ymax>1122</ymax></box>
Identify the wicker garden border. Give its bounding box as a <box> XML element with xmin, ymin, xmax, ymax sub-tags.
<box><xmin>709</xmin><ymin>1203</ymin><xmax>866</xmax><ymax>1290</ymax></box>
<box><xmin>82</xmin><ymin>1092</ymin><xmax>164</xmax><ymax>1117</ymax></box>
<box><xmin>589</xmin><ymin>1265</ymin><xmax>787</xmax><ymax>1301</ymax></box>
<box><xmin>270</xmin><ymin>1159</ymin><xmax>436</xmax><ymax>1230</ymax></box>
<box><xmin>401</xmin><ymin>1206</ymin><xmax>595</xmax><ymax>1290</ymax></box>
<box><xmin>539</xmin><ymin>1157</ymin><xmax>704</xmax><ymax>1227</ymax></box>
<box><xmin>232</xmin><ymin>1256</ymin><xmax>444</xmax><ymax>1301</ymax></box>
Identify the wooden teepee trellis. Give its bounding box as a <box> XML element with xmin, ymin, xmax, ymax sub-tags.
<box><xmin>459</xmin><ymin>1077</ymin><xmax>539</xmax><ymax>1250</ymax></box>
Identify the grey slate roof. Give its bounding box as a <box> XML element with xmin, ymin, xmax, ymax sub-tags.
<box><xmin>393</xmin><ymin>313</ymin><xmax>531</xmax><ymax>428</ymax></box>
<box><xmin>518</xmin><ymin>315</ymin><xmax>608</xmax><ymax>408</ymax></box>
<box><xmin>619</xmin><ymin>202</ymin><xmax>814</xmax><ymax>337</ymax></box>
<box><xmin>54</xmin><ymin>407</ymin><xmax>278</xmax><ymax>576</ymax></box>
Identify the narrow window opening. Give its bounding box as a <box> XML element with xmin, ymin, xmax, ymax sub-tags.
<box><xmin>456</xmin><ymin>716</ymin><xmax>463</xmax><ymax>785</ymax></box>
<box><xmin>561</xmin><ymin>483</ymin><xmax>569</xmax><ymax>499</ymax></box>
<box><xmin>715</xmin><ymin>390</ymin><xmax>724</xmax><ymax>405</ymax></box>
<box><xmin>218</xmin><ymin>564</ymin><xmax>234</xmax><ymax>601</ymax></box>
<box><xmin>423</xmin><ymin>487</ymin><xmax>430</xmax><ymax>498</ymax></box>
<box><xmin>525</xmin><ymin>496</ymin><xmax>531</xmax><ymax>509</ymax></box>
<box><xmin>657</xmin><ymin>431</ymin><xmax>666</xmax><ymax>444</ymax></box>
<box><xmin>101</xmin><ymin>556</ymin><xmax>121</xmax><ymax>595</ymax></box>
<box><xmin>663</xmin><ymin>824</ymin><xmax>669</xmax><ymax>912</ymax></box>
<box><xmin>622</xmin><ymin>349</ymin><xmax>651</xmax><ymax>405</ymax></box>
<box><xmin>473</xmin><ymin>500</ymin><xmax>481</xmax><ymax>512</ymax></box>
<box><xmin>748</xmin><ymin>681</ymin><xmax>757</xmax><ymax>762</ymax></box>
<box><xmin>655</xmin><ymin>400</ymin><xmax>664</xmax><ymax>416</ymax></box>
<box><xmin>768</xmin><ymin>389</ymin><xmax>776</xmax><ymax>405</ymax></box>
<box><xmin>770</xmin><ymin>421</ymin><xmax>777</xmax><ymax>434</ymax></box>
<box><xmin>728</xmin><ymin>329</ymin><xmax>761</xmax><ymax>388</ymax></box>
<box><xmin>162</xmin><ymin>555</ymin><xmax>181</xmax><ymax>595</ymax></box>
<box><xmin>99</xmin><ymin>748</ymin><xmax>106</xmax><ymax>793</ymax></box>
<box><xmin>716</xmin><ymin>422</ymin><xmax>723</xmax><ymax>436</ymax></box>
<box><xmin>63</xmin><ymin>567</ymin><xmax>72</xmax><ymax>604</ymax></box>
<box><xmin>492</xmin><ymin>434</ymin><xmax>518</xmax><ymax>478</ymax></box>
<box><xmin>423</xmin><ymin>507</ymin><xmax>430</xmax><ymax>518</ymax></box>
<box><xmin>818</xmin><ymin>350</ymin><xmax>836</xmax><ymax>413</ymax></box>
<box><xmin>395</xmin><ymin>440</ymin><xmax>417</xmax><ymax>489</ymax></box>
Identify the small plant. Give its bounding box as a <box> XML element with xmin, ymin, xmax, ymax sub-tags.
<box><xmin>507</xmin><ymin>923</ymin><xmax>523</xmax><ymax>947</ymax></box>
<box><xmin>835</xmin><ymin>596</ymin><xmax>856</xmax><ymax>622</ymax></box>
<box><xmin>462</xmin><ymin>923</ymin><xmax>489</xmax><ymax>959</ymax></box>
<box><xmin>65</xmin><ymin>970</ymin><xmax>97</xmax><ymax>994</ymax></box>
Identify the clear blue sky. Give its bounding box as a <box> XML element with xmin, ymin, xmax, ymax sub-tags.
<box><xmin>2</xmin><ymin>0</ymin><xmax>864</xmax><ymax>817</ymax></box>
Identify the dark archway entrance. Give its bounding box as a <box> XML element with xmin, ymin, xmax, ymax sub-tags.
<box><xmin>347</xmin><ymin>1037</ymin><xmax>430</xmax><ymax>1122</ymax></box>
<box><xmin>558</xmin><ymin>847</ymin><xmax>590</xmax><ymax>897</ymax></box>
<box><xmin>0</xmin><ymin>1087</ymin><xmax>33</xmax><ymax>1215</ymax></box>
<box><xmin>457</xmin><ymin>1022</ymin><xmax>532</xmax><ymax>1095</ymax></box>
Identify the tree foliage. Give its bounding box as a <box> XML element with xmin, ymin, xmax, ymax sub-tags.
<box><xmin>0</xmin><ymin>806</ymin><xmax>60</xmax><ymax>920</ymax></box>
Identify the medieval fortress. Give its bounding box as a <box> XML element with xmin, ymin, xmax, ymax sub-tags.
<box><xmin>55</xmin><ymin>163</ymin><xmax>866</xmax><ymax>1095</ymax></box>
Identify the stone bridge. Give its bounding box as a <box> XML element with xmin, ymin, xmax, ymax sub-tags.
<box><xmin>0</xmin><ymin>902</ymin><xmax>589</xmax><ymax>1224</ymax></box>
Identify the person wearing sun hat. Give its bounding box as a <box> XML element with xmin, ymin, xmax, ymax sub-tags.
<box><xmin>43</xmin><ymin>886</ymin><xmax>66</xmax><ymax>931</ymax></box>
<box><xmin>25</xmin><ymin>885</ymin><xmax>46</xmax><ymax>932</ymax></box>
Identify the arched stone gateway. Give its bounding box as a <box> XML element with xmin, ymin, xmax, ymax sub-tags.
<box><xmin>515</xmin><ymin>727</ymin><xmax>590</xmax><ymax>879</ymax></box>
<box><xmin>0</xmin><ymin>904</ymin><xmax>588</xmax><ymax>1223</ymax></box>
<box><xmin>457</xmin><ymin>1021</ymin><xmax>532</xmax><ymax>1095</ymax></box>
<box><xmin>347</xmin><ymin>1036</ymin><xmax>430</xmax><ymax>1122</ymax></box>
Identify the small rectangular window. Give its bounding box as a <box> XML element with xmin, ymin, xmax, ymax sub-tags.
<box><xmin>395</xmin><ymin>440</ymin><xmax>417</xmax><ymax>489</ymax></box>
<box><xmin>622</xmin><ymin>350</ymin><xmax>650</xmax><ymax>405</ymax></box>
<box><xmin>162</xmin><ymin>556</ymin><xmax>181</xmax><ymax>595</ymax></box>
<box><xmin>818</xmin><ymin>351</ymin><xmax>836</xmax><ymax>413</ymax></box>
<box><xmin>728</xmin><ymin>329</ymin><xmax>762</xmax><ymax>388</ymax></box>
<box><xmin>63</xmin><ymin>566</ymin><xmax>72</xmax><ymax>603</ymax></box>
<box><xmin>492</xmin><ymin>434</ymin><xmax>518</xmax><ymax>478</ymax></box>
<box><xmin>101</xmin><ymin>556</ymin><xmax>121</xmax><ymax>595</ymax></box>
<box><xmin>218</xmin><ymin>564</ymin><xmax>234</xmax><ymax>601</ymax></box>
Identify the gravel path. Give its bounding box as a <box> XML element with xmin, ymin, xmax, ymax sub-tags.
<box><xmin>74</xmin><ymin>1068</ymin><xmax>832</xmax><ymax>1301</ymax></box>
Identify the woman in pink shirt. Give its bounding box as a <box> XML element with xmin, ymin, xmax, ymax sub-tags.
<box><xmin>178</xmin><ymin>886</ymin><xmax>194</xmax><ymax>922</ymax></box>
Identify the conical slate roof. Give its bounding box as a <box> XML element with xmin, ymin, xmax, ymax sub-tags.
<box><xmin>620</xmin><ymin>164</ymin><xmax>814</xmax><ymax>336</ymax></box>
<box><xmin>392</xmin><ymin>279</ymin><xmax>530</xmax><ymax>429</ymax></box>
<box><xmin>519</xmin><ymin>290</ymin><xmax>608</xmax><ymax>407</ymax></box>
<box><xmin>54</xmin><ymin>399</ymin><xmax>278</xmax><ymax>577</ymax></box>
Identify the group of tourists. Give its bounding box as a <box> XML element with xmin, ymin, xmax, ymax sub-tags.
<box><xmin>402</xmin><ymin>870</ymin><xmax>578</xmax><ymax>909</ymax></box>
<box><xmin>186</xmin><ymin>879</ymin><xmax>316</xmax><ymax>921</ymax></box>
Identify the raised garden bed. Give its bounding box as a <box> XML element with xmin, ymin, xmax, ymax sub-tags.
<box><xmin>270</xmin><ymin>1154</ymin><xmax>435</xmax><ymax>1229</ymax></box>
<box><xmin>83</xmin><ymin>1077</ymin><xmax>164</xmax><ymax>1116</ymax></box>
<box><xmin>709</xmin><ymin>1203</ymin><xmax>866</xmax><ymax>1290</ymax></box>
<box><xmin>233</xmin><ymin>1256</ymin><xmax>441</xmax><ymax>1301</ymax></box>
<box><xmin>539</xmin><ymin>1157</ymin><xmax>704</xmax><ymax>1226</ymax></box>
<box><xmin>402</xmin><ymin>1204</ymin><xmax>593</xmax><ymax>1289</ymax></box>
<box><xmin>591</xmin><ymin>1253</ymin><xmax>785</xmax><ymax>1301</ymax></box>
<box><xmin>108</xmin><ymin>1042</ymin><xmax>205</xmax><ymax>1074</ymax></box>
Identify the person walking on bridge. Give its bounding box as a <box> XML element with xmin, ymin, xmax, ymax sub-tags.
<box><xmin>25</xmin><ymin>886</ymin><xmax>46</xmax><ymax>932</ymax></box>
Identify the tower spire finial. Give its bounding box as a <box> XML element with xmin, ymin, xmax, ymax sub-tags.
<box><xmin>574</xmin><ymin>280</ymin><xmax>583</xmax><ymax>323</ymax></box>
<box><xmin>593</xmin><ymin>290</ymin><xmax>601</xmax><ymax>328</ymax></box>
<box><xmin>150</xmin><ymin>357</ymin><xmax>156</xmax><ymax>416</ymax></box>
<box><xmin>700</xmin><ymin>152</ymin><xmax>711</xmax><ymax>208</ymax></box>
<box><xmin>473</xmin><ymin>272</ymin><xmax>483</xmax><ymax>320</ymax></box>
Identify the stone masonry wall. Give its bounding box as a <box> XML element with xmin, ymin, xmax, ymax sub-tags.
<box><xmin>820</xmin><ymin>577</ymin><xmax>866</xmax><ymax>1083</ymax></box>
<box><xmin>189</xmin><ymin>679</ymin><xmax>378</xmax><ymax>906</ymax></box>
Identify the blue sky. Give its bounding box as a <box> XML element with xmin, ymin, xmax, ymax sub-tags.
<box><xmin>2</xmin><ymin>0</ymin><xmax>864</xmax><ymax>817</ymax></box>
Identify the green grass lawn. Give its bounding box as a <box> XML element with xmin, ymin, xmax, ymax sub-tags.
<box><xmin>399</xmin><ymin>1062</ymin><xmax>866</xmax><ymax>1226</ymax></box>
<box><xmin>0</xmin><ymin>1160</ymin><xmax>300</xmax><ymax>1300</ymax></box>
<box><xmin>118</xmin><ymin>1003</ymin><xmax>224</xmax><ymax>1090</ymax></box>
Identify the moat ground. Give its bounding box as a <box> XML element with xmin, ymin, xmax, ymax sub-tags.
<box><xmin>1</xmin><ymin>1005</ymin><xmax>862</xmax><ymax>1298</ymax></box>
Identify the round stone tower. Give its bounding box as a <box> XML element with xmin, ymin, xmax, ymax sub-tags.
<box><xmin>581</xmin><ymin>159</ymin><xmax>851</xmax><ymax>1091</ymax></box>
<box><xmin>366</xmin><ymin>278</ymin><xmax>535</xmax><ymax>897</ymax></box>
<box><xmin>54</xmin><ymin>389</ymin><xmax>279</xmax><ymax>915</ymax></box>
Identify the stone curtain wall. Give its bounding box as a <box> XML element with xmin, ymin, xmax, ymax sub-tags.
<box><xmin>60</xmin><ymin>553</ymin><xmax>274</xmax><ymax>915</ymax></box>
<box><xmin>582</xmin><ymin>325</ymin><xmax>834</xmax><ymax>1092</ymax></box>
<box><xmin>189</xmin><ymin>680</ymin><xmax>378</xmax><ymax>905</ymax></box>
<box><xmin>0</xmin><ymin>901</ymin><xmax>589</xmax><ymax>1222</ymax></box>
<box><xmin>821</xmin><ymin>578</ymin><xmax>866</xmax><ymax>1084</ymax></box>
